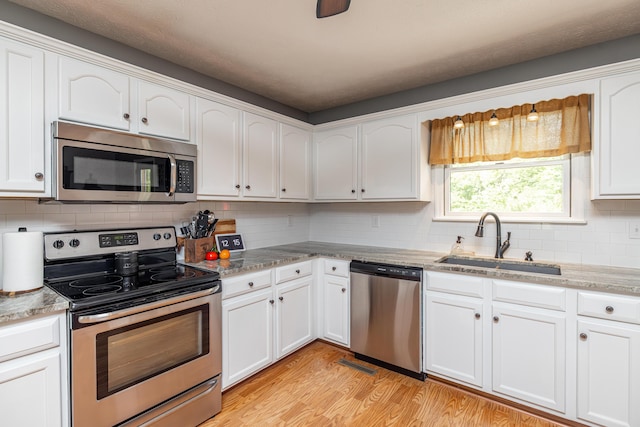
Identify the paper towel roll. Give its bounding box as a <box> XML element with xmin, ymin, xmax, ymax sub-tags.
<box><xmin>2</xmin><ymin>230</ymin><xmax>44</xmax><ymax>293</ymax></box>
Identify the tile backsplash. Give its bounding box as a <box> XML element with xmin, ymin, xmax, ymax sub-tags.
<box><xmin>1</xmin><ymin>197</ymin><xmax>639</xmax><ymax>269</ymax></box>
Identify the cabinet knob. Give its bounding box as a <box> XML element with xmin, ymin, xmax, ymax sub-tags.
<box><xmin>295</xmin><ymin>269</ymin><xmax>300</xmax><ymax>274</ymax></box>
<box><xmin>332</xmin><ymin>266</ymin><xmax>337</xmax><ymax>271</ymax></box>
<box><xmin>605</xmin><ymin>305</ymin><xmax>614</xmax><ymax>313</ymax></box>
<box><xmin>282</xmin><ymin>188</ymin><xmax>286</xmax><ymax>192</ymax></box>
<box><xmin>580</xmin><ymin>332</ymin><xmax>588</xmax><ymax>341</ymax></box>
<box><xmin>34</xmin><ymin>172</ymin><xmax>44</xmax><ymax>180</ymax></box>
<box><xmin>245</xmin><ymin>185</ymin><xmax>251</xmax><ymax>190</ymax></box>
<box><xmin>279</xmin><ymin>296</ymin><xmax>284</xmax><ymax>302</ymax></box>
<box><xmin>493</xmin><ymin>316</ymin><xmax>499</xmax><ymax>323</ymax></box>
<box><xmin>123</xmin><ymin>113</ymin><xmax>130</xmax><ymax>120</ymax></box>
<box><xmin>235</xmin><ymin>184</ymin><xmax>241</xmax><ymax>189</ymax></box>
<box><xmin>269</xmin><ymin>299</ymin><xmax>274</xmax><ymax>305</ymax></box>
<box><xmin>475</xmin><ymin>313</ymin><xmax>481</xmax><ymax>319</ymax></box>
<box><xmin>141</xmin><ymin>117</ymin><xmax>148</xmax><ymax>124</ymax></box>
<box><xmin>351</xmin><ymin>189</ymin><xmax>356</xmax><ymax>193</ymax></box>
<box><xmin>361</xmin><ymin>189</ymin><xmax>365</xmax><ymax>193</ymax></box>
<box><xmin>248</xmin><ymin>281</ymin><xmax>254</xmax><ymax>287</ymax></box>
<box><xmin>341</xmin><ymin>287</ymin><xmax>346</xmax><ymax>293</ymax></box>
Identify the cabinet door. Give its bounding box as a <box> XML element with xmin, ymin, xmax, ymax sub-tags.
<box><xmin>361</xmin><ymin>114</ymin><xmax>418</xmax><ymax>199</ymax></box>
<box><xmin>314</xmin><ymin>126</ymin><xmax>358</xmax><ymax>200</ymax></box>
<box><xmin>137</xmin><ymin>81</ymin><xmax>191</xmax><ymax>141</ymax></box>
<box><xmin>322</xmin><ymin>275</ymin><xmax>350</xmax><ymax>346</ymax></box>
<box><xmin>577</xmin><ymin>318</ymin><xmax>640</xmax><ymax>427</ymax></box>
<box><xmin>492</xmin><ymin>304</ymin><xmax>566</xmax><ymax>412</ymax></box>
<box><xmin>222</xmin><ymin>288</ymin><xmax>274</xmax><ymax>389</ymax></box>
<box><xmin>275</xmin><ymin>278</ymin><xmax>313</xmax><ymax>358</ymax></box>
<box><xmin>58</xmin><ymin>56</ymin><xmax>130</xmax><ymax>131</ymax></box>
<box><xmin>279</xmin><ymin>124</ymin><xmax>311</xmax><ymax>200</ymax></box>
<box><xmin>425</xmin><ymin>292</ymin><xmax>483</xmax><ymax>387</ymax></box>
<box><xmin>0</xmin><ymin>349</ymin><xmax>62</xmax><ymax>427</ymax></box>
<box><xmin>597</xmin><ymin>72</ymin><xmax>640</xmax><ymax>197</ymax></box>
<box><xmin>243</xmin><ymin>112</ymin><xmax>278</xmax><ymax>198</ymax></box>
<box><xmin>0</xmin><ymin>39</ymin><xmax>45</xmax><ymax>193</ymax></box>
<box><xmin>196</xmin><ymin>98</ymin><xmax>241</xmax><ymax>197</ymax></box>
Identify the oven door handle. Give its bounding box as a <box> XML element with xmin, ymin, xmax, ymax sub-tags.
<box><xmin>167</xmin><ymin>153</ymin><xmax>177</xmax><ymax>196</ymax></box>
<box><xmin>77</xmin><ymin>285</ymin><xmax>219</xmax><ymax>324</ymax></box>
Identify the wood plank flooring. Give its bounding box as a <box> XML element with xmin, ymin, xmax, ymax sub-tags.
<box><xmin>200</xmin><ymin>341</ymin><xmax>568</xmax><ymax>427</ymax></box>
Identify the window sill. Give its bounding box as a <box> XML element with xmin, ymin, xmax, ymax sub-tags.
<box><xmin>432</xmin><ymin>216</ymin><xmax>587</xmax><ymax>225</ymax></box>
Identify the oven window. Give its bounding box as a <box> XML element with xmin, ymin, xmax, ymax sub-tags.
<box><xmin>96</xmin><ymin>305</ymin><xmax>209</xmax><ymax>398</ymax></box>
<box><xmin>63</xmin><ymin>146</ymin><xmax>170</xmax><ymax>192</ymax></box>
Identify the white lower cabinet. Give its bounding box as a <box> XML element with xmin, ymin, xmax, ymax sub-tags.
<box><xmin>221</xmin><ymin>262</ymin><xmax>314</xmax><ymax>390</ymax></box>
<box><xmin>425</xmin><ymin>292</ymin><xmax>483</xmax><ymax>387</ymax></box>
<box><xmin>492</xmin><ymin>303</ymin><xmax>566</xmax><ymax>412</ymax></box>
<box><xmin>320</xmin><ymin>259</ymin><xmax>350</xmax><ymax>347</ymax></box>
<box><xmin>0</xmin><ymin>312</ymin><xmax>67</xmax><ymax>427</ymax></box>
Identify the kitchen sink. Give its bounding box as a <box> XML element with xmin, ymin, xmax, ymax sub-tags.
<box><xmin>436</xmin><ymin>255</ymin><xmax>561</xmax><ymax>275</ymax></box>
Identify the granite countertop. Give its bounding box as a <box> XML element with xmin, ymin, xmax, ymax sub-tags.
<box><xmin>3</xmin><ymin>241</ymin><xmax>640</xmax><ymax>324</ymax></box>
<box><xmin>0</xmin><ymin>286</ymin><xmax>69</xmax><ymax>324</ymax></box>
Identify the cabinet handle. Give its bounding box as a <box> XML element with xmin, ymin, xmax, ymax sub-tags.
<box><xmin>248</xmin><ymin>281</ymin><xmax>254</xmax><ymax>287</ymax></box>
<box><xmin>269</xmin><ymin>299</ymin><xmax>274</xmax><ymax>305</ymax></box>
<box><xmin>580</xmin><ymin>333</ymin><xmax>588</xmax><ymax>341</ymax></box>
<box><xmin>34</xmin><ymin>172</ymin><xmax>44</xmax><ymax>180</ymax></box>
<box><xmin>605</xmin><ymin>305</ymin><xmax>614</xmax><ymax>313</ymax></box>
<box><xmin>493</xmin><ymin>316</ymin><xmax>499</xmax><ymax>323</ymax></box>
<box><xmin>141</xmin><ymin>117</ymin><xmax>148</xmax><ymax>124</ymax></box>
<box><xmin>351</xmin><ymin>189</ymin><xmax>356</xmax><ymax>193</ymax></box>
<box><xmin>282</xmin><ymin>188</ymin><xmax>286</xmax><ymax>192</ymax></box>
<box><xmin>295</xmin><ymin>269</ymin><xmax>300</xmax><ymax>274</ymax></box>
<box><xmin>475</xmin><ymin>313</ymin><xmax>481</xmax><ymax>319</ymax></box>
<box><xmin>341</xmin><ymin>288</ymin><xmax>346</xmax><ymax>293</ymax></box>
<box><xmin>332</xmin><ymin>266</ymin><xmax>337</xmax><ymax>271</ymax></box>
<box><xmin>235</xmin><ymin>184</ymin><xmax>241</xmax><ymax>189</ymax></box>
<box><xmin>279</xmin><ymin>296</ymin><xmax>284</xmax><ymax>302</ymax></box>
<box><xmin>245</xmin><ymin>185</ymin><xmax>251</xmax><ymax>190</ymax></box>
<box><xmin>123</xmin><ymin>113</ymin><xmax>130</xmax><ymax>119</ymax></box>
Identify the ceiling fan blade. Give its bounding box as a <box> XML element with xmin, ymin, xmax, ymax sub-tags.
<box><xmin>316</xmin><ymin>0</ymin><xmax>351</xmax><ymax>18</ymax></box>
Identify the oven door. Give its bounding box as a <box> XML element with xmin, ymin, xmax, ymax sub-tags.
<box><xmin>55</xmin><ymin>139</ymin><xmax>195</xmax><ymax>203</ymax></box>
<box><xmin>70</xmin><ymin>288</ymin><xmax>221</xmax><ymax>427</ymax></box>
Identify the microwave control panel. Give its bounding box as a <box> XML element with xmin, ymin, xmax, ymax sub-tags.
<box><xmin>176</xmin><ymin>160</ymin><xmax>194</xmax><ymax>194</ymax></box>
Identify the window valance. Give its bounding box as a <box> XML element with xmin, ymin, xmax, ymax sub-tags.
<box><xmin>429</xmin><ymin>94</ymin><xmax>591</xmax><ymax>165</ymax></box>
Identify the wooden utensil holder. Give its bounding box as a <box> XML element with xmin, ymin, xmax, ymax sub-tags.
<box><xmin>182</xmin><ymin>236</ymin><xmax>215</xmax><ymax>263</ymax></box>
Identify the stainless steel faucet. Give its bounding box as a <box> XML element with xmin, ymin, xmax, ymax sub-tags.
<box><xmin>475</xmin><ymin>212</ymin><xmax>511</xmax><ymax>258</ymax></box>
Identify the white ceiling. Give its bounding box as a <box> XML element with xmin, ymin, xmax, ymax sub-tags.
<box><xmin>9</xmin><ymin>0</ymin><xmax>640</xmax><ymax>112</ymax></box>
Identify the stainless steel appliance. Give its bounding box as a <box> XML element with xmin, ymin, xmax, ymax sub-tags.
<box><xmin>50</xmin><ymin>121</ymin><xmax>196</xmax><ymax>203</ymax></box>
<box><xmin>44</xmin><ymin>226</ymin><xmax>221</xmax><ymax>427</ymax></box>
<box><xmin>350</xmin><ymin>261</ymin><xmax>425</xmax><ymax>380</ymax></box>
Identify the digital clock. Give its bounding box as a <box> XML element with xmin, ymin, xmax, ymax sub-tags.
<box><xmin>214</xmin><ymin>233</ymin><xmax>245</xmax><ymax>253</ymax></box>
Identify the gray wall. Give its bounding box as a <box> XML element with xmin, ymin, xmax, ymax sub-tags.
<box><xmin>2</xmin><ymin>0</ymin><xmax>639</xmax><ymax>124</ymax></box>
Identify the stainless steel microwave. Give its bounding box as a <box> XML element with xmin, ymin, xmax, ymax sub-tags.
<box><xmin>51</xmin><ymin>121</ymin><xmax>197</xmax><ymax>203</ymax></box>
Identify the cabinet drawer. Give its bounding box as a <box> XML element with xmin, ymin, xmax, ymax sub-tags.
<box><xmin>578</xmin><ymin>291</ymin><xmax>640</xmax><ymax>324</ymax></box>
<box><xmin>324</xmin><ymin>259</ymin><xmax>350</xmax><ymax>278</ymax></box>
<box><xmin>493</xmin><ymin>280</ymin><xmax>566</xmax><ymax>311</ymax></box>
<box><xmin>0</xmin><ymin>315</ymin><xmax>60</xmax><ymax>363</ymax></box>
<box><xmin>222</xmin><ymin>270</ymin><xmax>272</xmax><ymax>299</ymax></box>
<box><xmin>275</xmin><ymin>261</ymin><xmax>312</xmax><ymax>284</ymax></box>
<box><xmin>425</xmin><ymin>271</ymin><xmax>484</xmax><ymax>298</ymax></box>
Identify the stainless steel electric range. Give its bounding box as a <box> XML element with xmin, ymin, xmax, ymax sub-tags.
<box><xmin>44</xmin><ymin>226</ymin><xmax>221</xmax><ymax>427</ymax></box>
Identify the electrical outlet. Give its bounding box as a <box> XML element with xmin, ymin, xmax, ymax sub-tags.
<box><xmin>630</xmin><ymin>222</ymin><xmax>640</xmax><ymax>239</ymax></box>
<box><xmin>287</xmin><ymin>215</ymin><xmax>294</xmax><ymax>227</ymax></box>
<box><xmin>372</xmin><ymin>215</ymin><xmax>380</xmax><ymax>228</ymax></box>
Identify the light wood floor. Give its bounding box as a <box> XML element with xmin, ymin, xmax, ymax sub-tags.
<box><xmin>200</xmin><ymin>341</ymin><xmax>567</xmax><ymax>426</ymax></box>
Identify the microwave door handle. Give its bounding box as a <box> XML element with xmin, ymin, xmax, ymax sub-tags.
<box><xmin>167</xmin><ymin>154</ymin><xmax>177</xmax><ymax>196</ymax></box>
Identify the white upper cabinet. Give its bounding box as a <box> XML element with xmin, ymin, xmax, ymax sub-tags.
<box><xmin>360</xmin><ymin>114</ymin><xmax>418</xmax><ymax>199</ymax></box>
<box><xmin>242</xmin><ymin>112</ymin><xmax>278</xmax><ymax>199</ymax></box>
<box><xmin>58</xmin><ymin>56</ymin><xmax>130</xmax><ymax>131</ymax></box>
<box><xmin>0</xmin><ymin>38</ymin><xmax>46</xmax><ymax>194</ymax></box>
<box><xmin>196</xmin><ymin>98</ymin><xmax>242</xmax><ymax>198</ymax></box>
<box><xmin>279</xmin><ymin>124</ymin><xmax>311</xmax><ymax>200</ymax></box>
<box><xmin>594</xmin><ymin>71</ymin><xmax>640</xmax><ymax>198</ymax></box>
<box><xmin>313</xmin><ymin>125</ymin><xmax>358</xmax><ymax>200</ymax></box>
<box><xmin>137</xmin><ymin>80</ymin><xmax>191</xmax><ymax>141</ymax></box>
<box><xmin>313</xmin><ymin>114</ymin><xmax>428</xmax><ymax>202</ymax></box>
<box><xmin>58</xmin><ymin>57</ymin><xmax>191</xmax><ymax>141</ymax></box>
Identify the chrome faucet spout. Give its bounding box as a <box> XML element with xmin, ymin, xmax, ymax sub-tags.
<box><xmin>475</xmin><ymin>212</ymin><xmax>506</xmax><ymax>259</ymax></box>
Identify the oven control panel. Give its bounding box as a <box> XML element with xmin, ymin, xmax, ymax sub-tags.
<box><xmin>44</xmin><ymin>227</ymin><xmax>176</xmax><ymax>260</ymax></box>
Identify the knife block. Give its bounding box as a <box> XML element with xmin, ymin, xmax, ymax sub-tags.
<box><xmin>182</xmin><ymin>236</ymin><xmax>215</xmax><ymax>263</ymax></box>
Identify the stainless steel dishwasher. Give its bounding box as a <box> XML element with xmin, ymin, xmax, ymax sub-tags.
<box><xmin>350</xmin><ymin>261</ymin><xmax>425</xmax><ymax>380</ymax></box>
